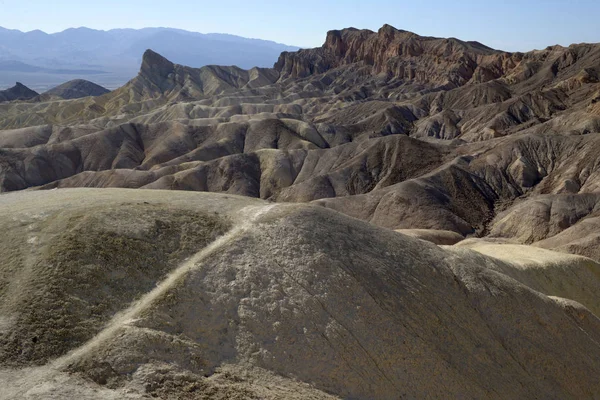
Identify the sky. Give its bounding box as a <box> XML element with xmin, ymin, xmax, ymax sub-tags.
<box><xmin>0</xmin><ymin>0</ymin><xmax>598</xmax><ymax>51</ymax></box>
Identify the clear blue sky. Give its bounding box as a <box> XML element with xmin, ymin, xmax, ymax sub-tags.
<box><xmin>0</xmin><ymin>0</ymin><xmax>598</xmax><ymax>51</ymax></box>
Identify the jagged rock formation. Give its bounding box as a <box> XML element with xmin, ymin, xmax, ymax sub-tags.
<box><xmin>2</xmin><ymin>24</ymin><xmax>600</xmax><ymax>260</ymax></box>
<box><xmin>0</xmin><ymin>82</ymin><xmax>38</xmax><ymax>102</ymax></box>
<box><xmin>3</xmin><ymin>24</ymin><xmax>600</xmax><ymax>398</ymax></box>
<box><xmin>41</xmin><ymin>79</ymin><xmax>110</xmax><ymax>100</ymax></box>
<box><xmin>275</xmin><ymin>24</ymin><xmax>509</xmax><ymax>85</ymax></box>
<box><xmin>1</xmin><ymin>189</ymin><xmax>600</xmax><ymax>399</ymax></box>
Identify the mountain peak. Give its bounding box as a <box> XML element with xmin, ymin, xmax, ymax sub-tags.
<box><xmin>44</xmin><ymin>79</ymin><xmax>110</xmax><ymax>99</ymax></box>
<box><xmin>277</xmin><ymin>24</ymin><xmax>501</xmax><ymax>84</ymax></box>
<box><xmin>378</xmin><ymin>24</ymin><xmax>403</xmax><ymax>34</ymax></box>
<box><xmin>140</xmin><ymin>49</ymin><xmax>175</xmax><ymax>79</ymax></box>
<box><xmin>0</xmin><ymin>82</ymin><xmax>38</xmax><ymax>103</ymax></box>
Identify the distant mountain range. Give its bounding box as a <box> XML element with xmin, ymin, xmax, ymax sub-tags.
<box><xmin>0</xmin><ymin>27</ymin><xmax>300</xmax><ymax>91</ymax></box>
<box><xmin>0</xmin><ymin>60</ymin><xmax>107</xmax><ymax>75</ymax></box>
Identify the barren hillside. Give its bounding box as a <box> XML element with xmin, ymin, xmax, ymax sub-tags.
<box><xmin>2</xmin><ymin>25</ymin><xmax>600</xmax><ymax>254</ymax></box>
<box><xmin>0</xmin><ymin>189</ymin><xmax>599</xmax><ymax>399</ymax></box>
<box><xmin>1</xmin><ymin>24</ymin><xmax>600</xmax><ymax>399</ymax></box>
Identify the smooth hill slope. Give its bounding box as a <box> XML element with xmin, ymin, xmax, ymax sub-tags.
<box><xmin>0</xmin><ymin>188</ymin><xmax>600</xmax><ymax>399</ymax></box>
<box><xmin>41</xmin><ymin>79</ymin><xmax>110</xmax><ymax>100</ymax></box>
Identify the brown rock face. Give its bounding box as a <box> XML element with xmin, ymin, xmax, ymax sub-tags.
<box><xmin>275</xmin><ymin>24</ymin><xmax>517</xmax><ymax>86</ymax></box>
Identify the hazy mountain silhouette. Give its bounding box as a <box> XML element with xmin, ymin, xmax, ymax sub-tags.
<box><xmin>0</xmin><ymin>26</ymin><xmax>300</xmax><ymax>91</ymax></box>
<box><xmin>0</xmin><ymin>60</ymin><xmax>106</xmax><ymax>75</ymax></box>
